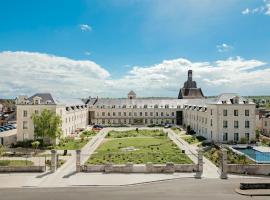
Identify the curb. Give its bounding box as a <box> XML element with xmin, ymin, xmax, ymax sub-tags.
<box><xmin>235</xmin><ymin>188</ymin><xmax>270</xmax><ymax>196</ymax></box>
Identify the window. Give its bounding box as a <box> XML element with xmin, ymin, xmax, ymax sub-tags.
<box><xmin>23</xmin><ymin>121</ymin><xmax>28</xmax><ymax>129</ymax></box>
<box><xmin>144</xmin><ymin>105</ymin><xmax>148</xmax><ymax>108</ymax></box>
<box><xmin>210</xmin><ymin>109</ymin><xmax>213</xmax><ymax>115</ymax></box>
<box><xmin>113</xmin><ymin>112</ymin><xmax>116</xmax><ymax>116</ymax></box>
<box><xmin>245</xmin><ymin>133</ymin><xmax>250</xmax><ymax>142</ymax></box>
<box><xmin>234</xmin><ymin>109</ymin><xmax>238</xmax><ymax>116</ymax></box>
<box><xmin>165</xmin><ymin>105</ymin><xmax>169</xmax><ymax>109</ymax></box>
<box><xmin>129</xmin><ymin>112</ymin><xmax>132</xmax><ymax>116</ymax></box>
<box><xmin>223</xmin><ymin>109</ymin><xmax>227</xmax><ymax>116</ymax></box>
<box><xmin>23</xmin><ymin>110</ymin><xmax>27</xmax><ymax>117</ymax></box>
<box><xmin>234</xmin><ymin>133</ymin><xmax>239</xmax><ymax>142</ymax></box>
<box><xmin>134</xmin><ymin>112</ymin><xmax>137</xmax><ymax>116</ymax></box>
<box><xmin>34</xmin><ymin>110</ymin><xmax>38</xmax><ymax>115</ymax></box>
<box><xmin>145</xmin><ymin>112</ymin><xmax>148</xmax><ymax>116</ymax></box>
<box><xmin>139</xmin><ymin>112</ymin><xmax>142</xmax><ymax>116</ymax></box>
<box><xmin>234</xmin><ymin>120</ymin><xmax>239</xmax><ymax>128</ymax></box>
<box><xmin>210</xmin><ymin>119</ymin><xmax>213</xmax><ymax>126</ymax></box>
<box><xmin>172</xmin><ymin>112</ymin><xmax>174</xmax><ymax>116</ymax></box>
<box><xmin>223</xmin><ymin>133</ymin><xmax>228</xmax><ymax>141</ymax></box>
<box><xmin>156</xmin><ymin>112</ymin><xmax>158</xmax><ymax>117</ymax></box>
<box><xmin>150</xmin><ymin>112</ymin><xmax>153</xmax><ymax>116</ymax></box>
<box><xmin>245</xmin><ymin>120</ymin><xmax>250</xmax><ymax>128</ymax></box>
<box><xmin>161</xmin><ymin>112</ymin><xmax>163</xmax><ymax>117</ymax></box>
<box><xmin>223</xmin><ymin>120</ymin><xmax>228</xmax><ymax>128</ymax></box>
<box><xmin>265</xmin><ymin>121</ymin><xmax>267</xmax><ymax>126</ymax></box>
<box><xmin>108</xmin><ymin>112</ymin><xmax>110</xmax><ymax>116</ymax></box>
<box><xmin>124</xmin><ymin>112</ymin><xmax>126</xmax><ymax>116</ymax></box>
<box><xmin>118</xmin><ymin>112</ymin><xmax>121</xmax><ymax>116</ymax></box>
<box><xmin>102</xmin><ymin>112</ymin><xmax>105</xmax><ymax>116</ymax></box>
<box><xmin>245</xmin><ymin>110</ymin><xmax>249</xmax><ymax>116</ymax></box>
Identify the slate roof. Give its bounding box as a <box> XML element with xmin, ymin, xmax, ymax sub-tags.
<box><xmin>28</xmin><ymin>93</ymin><xmax>55</xmax><ymax>104</ymax></box>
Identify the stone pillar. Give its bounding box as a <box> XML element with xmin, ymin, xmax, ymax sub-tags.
<box><xmin>51</xmin><ymin>150</ymin><xmax>57</xmax><ymax>172</ymax></box>
<box><xmin>197</xmin><ymin>148</ymin><xmax>203</xmax><ymax>173</ymax></box>
<box><xmin>220</xmin><ymin>148</ymin><xmax>228</xmax><ymax>179</ymax></box>
<box><xmin>76</xmin><ymin>150</ymin><xmax>81</xmax><ymax>172</ymax></box>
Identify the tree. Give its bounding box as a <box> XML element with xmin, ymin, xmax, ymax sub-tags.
<box><xmin>32</xmin><ymin>109</ymin><xmax>62</xmax><ymax>144</ymax></box>
<box><xmin>31</xmin><ymin>141</ymin><xmax>40</xmax><ymax>154</ymax></box>
<box><xmin>0</xmin><ymin>145</ymin><xmax>5</xmax><ymax>157</ymax></box>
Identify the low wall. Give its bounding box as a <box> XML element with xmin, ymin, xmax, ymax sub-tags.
<box><xmin>0</xmin><ymin>166</ymin><xmax>45</xmax><ymax>173</ymax></box>
<box><xmin>227</xmin><ymin>164</ymin><xmax>270</xmax><ymax>176</ymax></box>
<box><xmin>81</xmin><ymin>163</ymin><xmax>198</xmax><ymax>173</ymax></box>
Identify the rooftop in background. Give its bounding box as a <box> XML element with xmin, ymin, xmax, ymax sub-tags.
<box><xmin>178</xmin><ymin>70</ymin><xmax>205</xmax><ymax>99</ymax></box>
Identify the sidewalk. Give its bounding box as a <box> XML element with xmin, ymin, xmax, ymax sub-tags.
<box><xmin>167</xmin><ymin>128</ymin><xmax>220</xmax><ymax>178</ymax></box>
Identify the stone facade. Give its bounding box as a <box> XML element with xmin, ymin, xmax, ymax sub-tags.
<box><xmin>16</xmin><ymin>93</ymin><xmax>88</xmax><ymax>141</ymax></box>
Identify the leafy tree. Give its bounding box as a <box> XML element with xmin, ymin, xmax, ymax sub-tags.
<box><xmin>32</xmin><ymin>109</ymin><xmax>62</xmax><ymax>143</ymax></box>
<box><xmin>0</xmin><ymin>145</ymin><xmax>5</xmax><ymax>157</ymax></box>
<box><xmin>31</xmin><ymin>141</ymin><xmax>40</xmax><ymax>154</ymax></box>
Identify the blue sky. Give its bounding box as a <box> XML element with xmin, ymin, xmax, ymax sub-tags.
<box><xmin>0</xmin><ymin>0</ymin><xmax>270</xmax><ymax>98</ymax></box>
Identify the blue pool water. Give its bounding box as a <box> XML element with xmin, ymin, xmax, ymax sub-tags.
<box><xmin>233</xmin><ymin>147</ymin><xmax>270</xmax><ymax>163</ymax></box>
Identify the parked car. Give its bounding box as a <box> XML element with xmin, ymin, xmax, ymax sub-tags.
<box><xmin>164</xmin><ymin>124</ymin><xmax>172</xmax><ymax>128</ymax></box>
<box><xmin>6</xmin><ymin>125</ymin><xmax>16</xmax><ymax>129</ymax></box>
<box><xmin>0</xmin><ymin>128</ymin><xmax>4</xmax><ymax>132</ymax></box>
<box><xmin>92</xmin><ymin>125</ymin><xmax>103</xmax><ymax>130</ymax></box>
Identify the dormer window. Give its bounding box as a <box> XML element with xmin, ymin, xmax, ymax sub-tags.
<box><xmin>231</xmin><ymin>96</ymin><xmax>239</xmax><ymax>104</ymax></box>
<box><xmin>33</xmin><ymin>96</ymin><xmax>42</xmax><ymax>105</ymax></box>
<box><xmin>46</xmin><ymin>100</ymin><xmax>52</xmax><ymax>104</ymax></box>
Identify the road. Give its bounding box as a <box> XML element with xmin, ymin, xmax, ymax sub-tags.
<box><xmin>0</xmin><ymin>178</ymin><xmax>269</xmax><ymax>200</ymax></box>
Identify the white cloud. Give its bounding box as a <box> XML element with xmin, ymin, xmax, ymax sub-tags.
<box><xmin>0</xmin><ymin>51</ymin><xmax>109</xmax><ymax>98</ymax></box>
<box><xmin>242</xmin><ymin>8</ymin><xmax>250</xmax><ymax>15</ymax></box>
<box><xmin>216</xmin><ymin>43</ymin><xmax>233</xmax><ymax>52</ymax></box>
<box><xmin>105</xmin><ymin>57</ymin><xmax>269</xmax><ymax>97</ymax></box>
<box><xmin>0</xmin><ymin>51</ymin><xmax>270</xmax><ymax>98</ymax></box>
<box><xmin>242</xmin><ymin>0</ymin><xmax>270</xmax><ymax>16</ymax></box>
<box><xmin>79</xmin><ymin>24</ymin><xmax>92</xmax><ymax>32</ymax></box>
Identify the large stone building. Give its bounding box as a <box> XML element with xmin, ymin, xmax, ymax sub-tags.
<box><xmin>16</xmin><ymin>70</ymin><xmax>256</xmax><ymax>143</ymax></box>
<box><xmin>16</xmin><ymin>93</ymin><xmax>88</xmax><ymax>141</ymax></box>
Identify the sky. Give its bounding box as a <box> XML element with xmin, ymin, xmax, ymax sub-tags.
<box><xmin>0</xmin><ymin>0</ymin><xmax>270</xmax><ymax>98</ymax></box>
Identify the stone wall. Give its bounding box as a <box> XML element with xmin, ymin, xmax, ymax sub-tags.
<box><xmin>227</xmin><ymin>164</ymin><xmax>270</xmax><ymax>176</ymax></box>
<box><xmin>81</xmin><ymin>162</ymin><xmax>198</xmax><ymax>173</ymax></box>
<box><xmin>0</xmin><ymin>166</ymin><xmax>45</xmax><ymax>172</ymax></box>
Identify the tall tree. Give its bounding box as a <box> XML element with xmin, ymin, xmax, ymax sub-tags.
<box><xmin>32</xmin><ymin>109</ymin><xmax>62</xmax><ymax>143</ymax></box>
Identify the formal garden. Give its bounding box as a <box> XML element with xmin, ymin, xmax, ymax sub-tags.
<box><xmin>204</xmin><ymin>146</ymin><xmax>255</xmax><ymax>167</ymax></box>
<box><xmin>87</xmin><ymin>129</ymin><xmax>193</xmax><ymax>164</ymax></box>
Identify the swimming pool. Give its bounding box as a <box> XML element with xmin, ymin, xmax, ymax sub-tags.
<box><xmin>233</xmin><ymin>147</ymin><xmax>270</xmax><ymax>163</ymax></box>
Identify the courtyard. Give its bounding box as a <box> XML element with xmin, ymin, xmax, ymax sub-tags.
<box><xmin>87</xmin><ymin>129</ymin><xmax>193</xmax><ymax>164</ymax></box>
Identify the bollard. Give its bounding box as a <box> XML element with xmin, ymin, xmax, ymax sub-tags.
<box><xmin>220</xmin><ymin>148</ymin><xmax>228</xmax><ymax>179</ymax></box>
<box><xmin>197</xmin><ymin>148</ymin><xmax>203</xmax><ymax>173</ymax></box>
<box><xmin>51</xmin><ymin>150</ymin><xmax>57</xmax><ymax>172</ymax></box>
<box><xmin>76</xmin><ymin>149</ymin><xmax>81</xmax><ymax>172</ymax></box>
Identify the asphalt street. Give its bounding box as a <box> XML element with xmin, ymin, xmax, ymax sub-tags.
<box><xmin>0</xmin><ymin>178</ymin><xmax>269</xmax><ymax>200</ymax></box>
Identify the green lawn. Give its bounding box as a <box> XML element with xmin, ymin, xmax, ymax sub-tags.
<box><xmin>81</xmin><ymin>130</ymin><xmax>97</xmax><ymax>137</ymax></box>
<box><xmin>204</xmin><ymin>146</ymin><xmax>255</xmax><ymax>167</ymax></box>
<box><xmin>181</xmin><ymin>135</ymin><xmax>206</xmax><ymax>145</ymax></box>
<box><xmin>0</xmin><ymin>160</ymin><xmax>34</xmax><ymax>166</ymax></box>
<box><xmin>106</xmin><ymin>129</ymin><xmax>165</xmax><ymax>138</ymax></box>
<box><xmin>55</xmin><ymin>138</ymin><xmax>89</xmax><ymax>150</ymax></box>
<box><xmin>87</xmin><ymin>130</ymin><xmax>192</xmax><ymax>164</ymax></box>
<box><xmin>170</xmin><ymin>127</ymin><xmax>183</xmax><ymax>135</ymax></box>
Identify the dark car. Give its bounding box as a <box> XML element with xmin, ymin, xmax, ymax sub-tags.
<box><xmin>0</xmin><ymin>128</ymin><xmax>5</xmax><ymax>132</ymax></box>
<box><xmin>92</xmin><ymin>125</ymin><xmax>103</xmax><ymax>130</ymax></box>
<box><xmin>6</xmin><ymin>125</ymin><xmax>16</xmax><ymax>129</ymax></box>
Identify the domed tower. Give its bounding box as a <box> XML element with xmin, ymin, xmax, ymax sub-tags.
<box><xmin>128</xmin><ymin>90</ymin><xmax>136</xmax><ymax>99</ymax></box>
<box><xmin>178</xmin><ymin>70</ymin><xmax>204</xmax><ymax>99</ymax></box>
